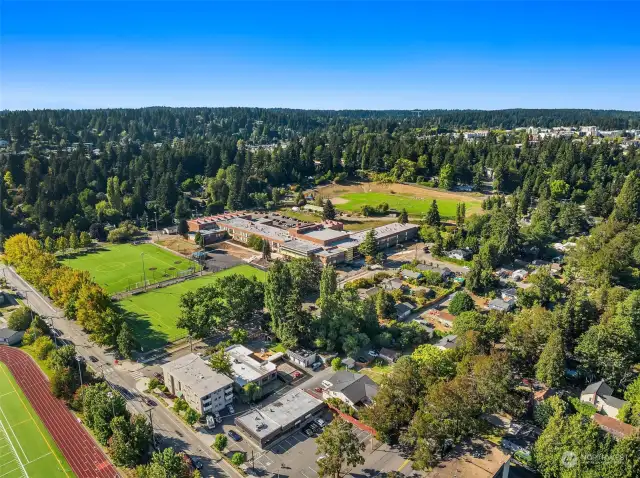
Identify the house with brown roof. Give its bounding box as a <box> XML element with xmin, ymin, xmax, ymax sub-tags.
<box><xmin>592</xmin><ymin>414</ymin><xmax>638</xmax><ymax>439</ymax></box>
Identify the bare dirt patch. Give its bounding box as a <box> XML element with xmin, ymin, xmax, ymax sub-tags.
<box><xmin>157</xmin><ymin>236</ymin><xmax>199</xmax><ymax>255</ymax></box>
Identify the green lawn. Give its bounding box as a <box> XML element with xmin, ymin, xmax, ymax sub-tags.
<box><xmin>0</xmin><ymin>363</ymin><xmax>75</xmax><ymax>478</ymax></box>
<box><xmin>62</xmin><ymin>243</ymin><xmax>196</xmax><ymax>294</ymax></box>
<box><xmin>119</xmin><ymin>264</ymin><xmax>265</xmax><ymax>351</ymax></box>
<box><xmin>335</xmin><ymin>192</ymin><xmax>482</xmax><ymax>218</ymax></box>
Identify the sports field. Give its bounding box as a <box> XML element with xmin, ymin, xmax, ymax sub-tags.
<box><xmin>316</xmin><ymin>182</ymin><xmax>483</xmax><ymax>219</ymax></box>
<box><xmin>336</xmin><ymin>191</ymin><xmax>481</xmax><ymax>218</ymax></box>
<box><xmin>0</xmin><ymin>363</ymin><xmax>75</xmax><ymax>478</ymax></box>
<box><xmin>119</xmin><ymin>264</ymin><xmax>265</xmax><ymax>350</ymax></box>
<box><xmin>62</xmin><ymin>243</ymin><xmax>195</xmax><ymax>294</ymax></box>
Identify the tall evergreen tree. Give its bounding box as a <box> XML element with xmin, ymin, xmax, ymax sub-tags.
<box><xmin>323</xmin><ymin>199</ymin><xmax>337</xmax><ymax>220</ymax></box>
<box><xmin>425</xmin><ymin>200</ymin><xmax>441</xmax><ymax>227</ymax></box>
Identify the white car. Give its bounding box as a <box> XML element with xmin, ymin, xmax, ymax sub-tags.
<box><xmin>315</xmin><ymin>418</ymin><xmax>326</xmax><ymax>427</ymax></box>
<box><xmin>228</xmin><ymin>404</ymin><xmax>235</xmax><ymax>414</ymax></box>
<box><xmin>368</xmin><ymin>350</ymin><xmax>379</xmax><ymax>357</ymax></box>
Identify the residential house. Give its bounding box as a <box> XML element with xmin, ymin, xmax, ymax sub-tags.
<box><xmin>0</xmin><ymin>328</ymin><xmax>24</xmax><ymax>346</ymax></box>
<box><xmin>435</xmin><ymin>334</ymin><xmax>459</xmax><ymax>351</ymax></box>
<box><xmin>488</xmin><ymin>298</ymin><xmax>516</xmax><ymax>312</ymax></box>
<box><xmin>286</xmin><ymin>349</ymin><xmax>317</xmax><ymax>368</ymax></box>
<box><xmin>416</xmin><ymin>264</ymin><xmax>454</xmax><ymax>280</ymax></box>
<box><xmin>358</xmin><ymin>286</ymin><xmax>380</xmax><ymax>301</ymax></box>
<box><xmin>511</xmin><ymin>269</ymin><xmax>529</xmax><ymax>281</ymax></box>
<box><xmin>592</xmin><ymin>414</ymin><xmax>638</xmax><ymax>439</ymax></box>
<box><xmin>395</xmin><ymin>302</ymin><xmax>415</xmax><ymax>321</ymax></box>
<box><xmin>380</xmin><ymin>277</ymin><xmax>404</xmax><ymax>292</ymax></box>
<box><xmin>378</xmin><ymin>348</ymin><xmax>400</xmax><ymax>363</ymax></box>
<box><xmin>580</xmin><ymin>381</ymin><xmax>628</xmax><ymax>417</ymax></box>
<box><xmin>161</xmin><ymin>353</ymin><xmax>234</xmax><ymax>415</ymax></box>
<box><xmin>411</xmin><ymin>287</ymin><xmax>435</xmax><ymax>299</ymax></box>
<box><xmin>500</xmin><ymin>288</ymin><xmax>518</xmax><ymax>302</ymax></box>
<box><xmin>322</xmin><ymin>371</ymin><xmax>379</xmax><ymax>407</ymax></box>
<box><xmin>400</xmin><ymin>269</ymin><xmax>422</xmax><ymax>280</ymax></box>
<box><xmin>446</xmin><ymin>249</ymin><xmax>472</xmax><ymax>261</ymax></box>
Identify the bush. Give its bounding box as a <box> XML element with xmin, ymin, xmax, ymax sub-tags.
<box><xmin>331</xmin><ymin>357</ymin><xmax>342</xmax><ymax>370</ymax></box>
<box><xmin>448</xmin><ymin>291</ymin><xmax>475</xmax><ymax>316</ymax></box>
<box><xmin>33</xmin><ymin>336</ymin><xmax>55</xmax><ymax>360</ymax></box>
<box><xmin>173</xmin><ymin>397</ymin><xmax>188</xmax><ymax>413</ymax></box>
<box><xmin>231</xmin><ymin>452</ymin><xmax>245</xmax><ymax>467</ymax></box>
<box><xmin>107</xmin><ymin>221</ymin><xmax>139</xmax><ymax>243</ymax></box>
<box><xmin>184</xmin><ymin>408</ymin><xmax>200</xmax><ymax>426</ymax></box>
<box><xmin>421</xmin><ymin>270</ymin><xmax>443</xmax><ymax>286</ymax></box>
<box><xmin>214</xmin><ymin>434</ymin><xmax>228</xmax><ymax>451</ymax></box>
<box><xmin>147</xmin><ymin>378</ymin><xmax>160</xmax><ymax>391</ymax></box>
<box><xmin>8</xmin><ymin>306</ymin><xmax>32</xmax><ymax>331</ymax></box>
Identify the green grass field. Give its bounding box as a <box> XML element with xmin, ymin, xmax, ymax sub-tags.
<box><xmin>62</xmin><ymin>243</ymin><xmax>196</xmax><ymax>294</ymax></box>
<box><xmin>335</xmin><ymin>192</ymin><xmax>481</xmax><ymax>218</ymax></box>
<box><xmin>119</xmin><ymin>264</ymin><xmax>265</xmax><ymax>350</ymax></box>
<box><xmin>0</xmin><ymin>363</ymin><xmax>75</xmax><ymax>478</ymax></box>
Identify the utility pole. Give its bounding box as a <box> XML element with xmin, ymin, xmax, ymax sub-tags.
<box><xmin>75</xmin><ymin>357</ymin><xmax>83</xmax><ymax>388</ymax></box>
<box><xmin>188</xmin><ymin>334</ymin><xmax>193</xmax><ymax>352</ymax></box>
<box><xmin>154</xmin><ymin>211</ymin><xmax>159</xmax><ymax>240</ymax></box>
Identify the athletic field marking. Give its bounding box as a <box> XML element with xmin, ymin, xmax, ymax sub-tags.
<box><xmin>9</xmin><ymin>419</ymin><xmax>32</xmax><ymax>429</ymax></box>
<box><xmin>0</xmin><ymin>366</ymin><xmax>70</xmax><ymax>478</ymax></box>
<box><xmin>0</xmin><ymin>411</ymin><xmax>27</xmax><ymax>477</ymax></box>
<box><xmin>26</xmin><ymin>452</ymin><xmax>52</xmax><ymax>465</ymax></box>
<box><xmin>0</xmin><ymin>391</ymin><xmax>16</xmax><ymax>399</ymax></box>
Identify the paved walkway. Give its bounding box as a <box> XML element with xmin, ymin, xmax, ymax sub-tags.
<box><xmin>0</xmin><ymin>347</ymin><xmax>119</xmax><ymax>478</ymax></box>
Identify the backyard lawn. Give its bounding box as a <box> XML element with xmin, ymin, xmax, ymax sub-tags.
<box><xmin>62</xmin><ymin>243</ymin><xmax>195</xmax><ymax>294</ymax></box>
<box><xmin>119</xmin><ymin>264</ymin><xmax>265</xmax><ymax>351</ymax></box>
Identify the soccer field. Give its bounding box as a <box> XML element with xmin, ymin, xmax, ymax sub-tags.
<box><xmin>119</xmin><ymin>264</ymin><xmax>265</xmax><ymax>351</ymax></box>
<box><xmin>335</xmin><ymin>191</ymin><xmax>482</xmax><ymax>218</ymax></box>
<box><xmin>0</xmin><ymin>363</ymin><xmax>75</xmax><ymax>478</ymax></box>
<box><xmin>62</xmin><ymin>243</ymin><xmax>196</xmax><ymax>295</ymax></box>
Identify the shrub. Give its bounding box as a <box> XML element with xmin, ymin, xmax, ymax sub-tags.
<box><xmin>184</xmin><ymin>408</ymin><xmax>200</xmax><ymax>426</ymax></box>
<box><xmin>247</xmin><ymin>234</ymin><xmax>264</xmax><ymax>251</ymax></box>
<box><xmin>107</xmin><ymin>221</ymin><xmax>139</xmax><ymax>243</ymax></box>
<box><xmin>331</xmin><ymin>357</ymin><xmax>342</xmax><ymax>371</ymax></box>
<box><xmin>214</xmin><ymin>433</ymin><xmax>228</xmax><ymax>451</ymax></box>
<box><xmin>7</xmin><ymin>306</ymin><xmax>32</xmax><ymax>331</ymax></box>
<box><xmin>231</xmin><ymin>452</ymin><xmax>245</xmax><ymax>467</ymax></box>
<box><xmin>33</xmin><ymin>336</ymin><xmax>55</xmax><ymax>360</ymax></box>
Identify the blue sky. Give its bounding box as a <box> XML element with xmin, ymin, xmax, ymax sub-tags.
<box><xmin>2</xmin><ymin>1</ymin><xmax>639</xmax><ymax>110</ymax></box>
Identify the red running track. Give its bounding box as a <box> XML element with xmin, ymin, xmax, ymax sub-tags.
<box><xmin>0</xmin><ymin>346</ymin><xmax>118</xmax><ymax>478</ymax></box>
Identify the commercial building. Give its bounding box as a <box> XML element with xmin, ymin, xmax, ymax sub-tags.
<box><xmin>161</xmin><ymin>353</ymin><xmax>234</xmax><ymax>415</ymax></box>
<box><xmin>235</xmin><ymin>388</ymin><xmax>326</xmax><ymax>448</ymax></box>
<box><xmin>0</xmin><ymin>328</ymin><xmax>24</xmax><ymax>346</ymax></box>
<box><xmin>226</xmin><ymin>344</ymin><xmax>277</xmax><ymax>397</ymax></box>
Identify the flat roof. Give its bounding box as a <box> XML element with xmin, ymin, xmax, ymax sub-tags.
<box><xmin>348</xmin><ymin>222</ymin><xmax>418</xmax><ymax>243</ymax></box>
<box><xmin>236</xmin><ymin>388</ymin><xmax>324</xmax><ymax>439</ymax></box>
<box><xmin>219</xmin><ymin>218</ymin><xmax>291</xmax><ymax>242</ymax></box>
<box><xmin>302</xmin><ymin>228</ymin><xmax>347</xmax><ymax>242</ymax></box>
<box><xmin>226</xmin><ymin>344</ymin><xmax>276</xmax><ymax>386</ymax></box>
<box><xmin>161</xmin><ymin>353</ymin><xmax>233</xmax><ymax>396</ymax></box>
<box><xmin>281</xmin><ymin>239</ymin><xmax>323</xmax><ymax>254</ymax></box>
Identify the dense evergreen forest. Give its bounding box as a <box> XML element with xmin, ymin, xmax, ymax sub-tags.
<box><xmin>0</xmin><ymin>107</ymin><xmax>638</xmax><ymax>237</ymax></box>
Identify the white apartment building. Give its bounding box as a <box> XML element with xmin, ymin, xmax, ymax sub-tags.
<box><xmin>162</xmin><ymin>353</ymin><xmax>234</xmax><ymax>415</ymax></box>
<box><xmin>226</xmin><ymin>344</ymin><xmax>277</xmax><ymax>397</ymax></box>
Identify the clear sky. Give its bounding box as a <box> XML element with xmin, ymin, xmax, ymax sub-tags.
<box><xmin>2</xmin><ymin>1</ymin><xmax>639</xmax><ymax>111</ymax></box>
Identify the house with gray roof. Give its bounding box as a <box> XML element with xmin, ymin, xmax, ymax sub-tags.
<box><xmin>401</xmin><ymin>269</ymin><xmax>422</xmax><ymax>280</ymax></box>
<box><xmin>581</xmin><ymin>380</ymin><xmax>628</xmax><ymax>418</ymax></box>
<box><xmin>0</xmin><ymin>328</ymin><xmax>24</xmax><ymax>346</ymax></box>
<box><xmin>380</xmin><ymin>277</ymin><xmax>404</xmax><ymax>292</ymax></box>
<box><xmin>488</xmin><ymin>298</ymin><xmax>516</xmax><ymax>312</ymax></box>
<box><xmin>395</xmin><ymin>302</ymin><xmax>415</xmax><ymax>320</ymax></box>
<box><xmin>435</xmin><ymin>334</ymin><xmax>459</xmax><ymax>351</ymax></box>
<box><xmin>321</xmin><ymin>371</ymin><xmax>379</xmax><ymax>408</ymax></box>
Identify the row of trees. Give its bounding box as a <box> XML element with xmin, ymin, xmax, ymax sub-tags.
<box><xmin>3</xmin><ymin>233</ymin><xmax>135</xmax><ymax>356</ymax></box>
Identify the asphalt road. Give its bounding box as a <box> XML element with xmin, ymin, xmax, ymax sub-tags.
<box><xmin>2</xmin><ymin>265</ymin><xmax>238</xmax><ymax>478</ymax></box>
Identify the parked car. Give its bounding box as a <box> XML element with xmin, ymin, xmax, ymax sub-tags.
<box><xmin>292</xmin><ymin>371</ymin><xmax>302</xmax><ymax>379</ymax></box>
<box><xmin>315</xmin><ymin>418</ymin><xmax>326</xmax><ymax>427</ymax></box>
<box><xmin>314</xmin><ymin>387</ymin><xmax>323</xmax><ymax>393</ymax></box>
<box><xmin>228</xmin><ymin>404</ymin><xmax>235</xmax><ymax>414</ymax></box>
<box><xmin>144</xmin><ymin>398</ymin><xmax>157</xmax><ymax>406</ymax></box>
<box><xmin>89</xmin><ymin>356</ymin><xmax>99</xmax><ymax>363</ymax></box>
<box><xmin>227</xmin><ymin>429</ymin><xmax>242</xmax><ymax>442</ymax></box>
<box><xmin>312</xmin><ymin>362</ymin><xmax>323</xmax><ymax>371</ymax></box>
<box><xmin>214</xmin><ymin>411</ymin><xmax>222</xmax><ymax>423</ymax></box>
<box><xmin>368</xmin><ymin>350</ymin><xmax>379</xmax><ymax>357</ymax></box>
<box><xmin>190</xmin><ymin>456</ymin><xmax>203</xmax><ymax>470</ymax></box>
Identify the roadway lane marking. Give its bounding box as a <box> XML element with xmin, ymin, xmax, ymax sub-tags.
<box><xmin>398</xmin><ymin>458</ymin><xmax>410</xmax><ymax>471</ymax></box>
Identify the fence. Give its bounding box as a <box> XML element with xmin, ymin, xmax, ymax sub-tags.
<box><xmin>112</xmin><ymin>269</ymin><xmax>203</xmax><ymax>300</ymax></box>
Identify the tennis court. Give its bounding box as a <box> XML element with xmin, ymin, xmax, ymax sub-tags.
<box><xmin>62</xmin><ymin>243</ymin><xmax>196</xmax><ymax>294</ymax></box>
<box><xmin>0</xmin><ymin>363</ymin><xmax>75</xmax><ymax>478</ymax></box>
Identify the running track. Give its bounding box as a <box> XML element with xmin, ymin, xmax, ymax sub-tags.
<box><xmin>0</xmin><ymin>346</ymin><xmax>119</xmax><ymax>478</ymax></box>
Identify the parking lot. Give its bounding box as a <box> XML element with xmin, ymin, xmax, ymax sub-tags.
<box><xmin>223</xmin><ymin>408</ymin><xmax>383</xmax><ymax>478</ymax></box>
